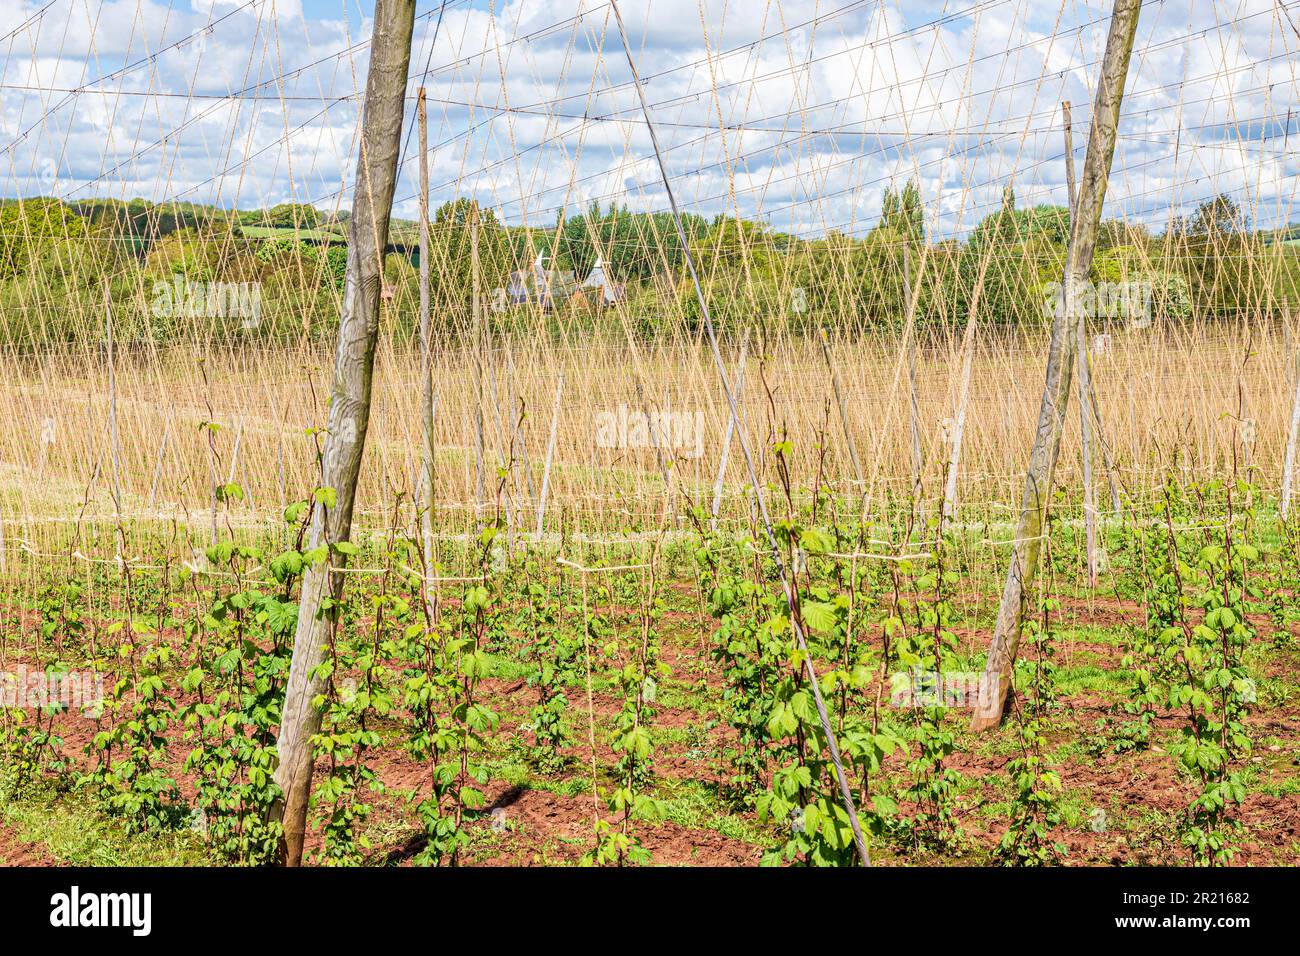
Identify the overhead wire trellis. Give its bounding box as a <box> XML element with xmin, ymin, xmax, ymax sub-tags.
<box><xmin>0</xmin><ymin>0</ymin><xmax>1296</xmax><ymax>559</ymax></box>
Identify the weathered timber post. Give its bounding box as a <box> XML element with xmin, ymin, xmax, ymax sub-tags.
<box><xmin>272</xmin><ymin>0</ymin><xmax>416</xmax><ymax>865</ymax></box>
<box><xmin>970</xmin><ymin>0</ymin><xmax>1141</xmax><ymax>732</ymax></box>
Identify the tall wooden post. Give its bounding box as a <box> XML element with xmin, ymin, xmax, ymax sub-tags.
<box><xmin>971</xmin><ymin>0</ymin><xmax>1141</xmax><ymax>731</ymax></box>
<box><xmin>272</xmin><ymin>0</ymin><xmax>417</xmax><ymax>865</ymax></box>
<box><xmin>1063</xmin><ymin>100</ymin><xmax>1078</xmax><ymax>213</ymax></box>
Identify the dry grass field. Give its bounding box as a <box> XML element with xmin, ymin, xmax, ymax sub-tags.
<box><xmin>0</xmin><ymin>317</ymin><xmax>1292</xmax><ymax>537</ymax></box>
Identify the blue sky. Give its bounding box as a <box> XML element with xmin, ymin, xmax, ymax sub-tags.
<box><xmin>2</xmin><ymin>0</ymin><xmax>1297</xmax><ymax>237</ymax></box>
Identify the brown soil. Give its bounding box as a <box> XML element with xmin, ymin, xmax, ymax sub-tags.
<box><xmin>0</xmin><ymin>821</ymin><xmax>56</xmax><ymax>867</ymax></box>
<box><xmin>3</xmin><ymin>589</ymin><xmax>1299</xmax><ymax>868</ymax></box>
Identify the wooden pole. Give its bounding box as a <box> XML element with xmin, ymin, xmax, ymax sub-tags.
<box><xmin>637</xmin><ymin>380</ymin><xmax>674</xmax><ymax>495</ymax></box>
<box><xmin>227</xmin><ymin>419</ymin><xmax>242</xmax><ymax>486</ymax></box>
<box><xmin>1242</xmin><ymin>414</ymin><xmax>1255</xmax><ymax>478</ymax></box>
<box><xmin>271</xmin><ymin>0</ymin><xmax>416</xmax><ymax>865</ymax></box>
<box><xmin>483</xmin><ymin>353</ymin><xmax>516</xmax><ymax>552</ymax></box>
<box><xmin>1063</xmin><ymin>100</ymin><xmax>1078</xmax><ymax>213</ymax></box>
<box><xmin>1077</xmin><ymin>327</ymin><xmax>1099</xmax><ymax>587</ymax></box>
<box><xmin>206</xmin><ymin>424</ymin><xmax>219</xmax><ymax>547</ymax></box>
<box><xmin>971</xmin><ymin>0</ymin><xmax>1141</xmax><ymax>732</ymax></box>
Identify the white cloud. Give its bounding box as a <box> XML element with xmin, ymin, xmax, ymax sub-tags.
<box><xmin>0</xmin><ymin>0</ymin><xmax>1294</xmax><ymax>236</ymax></box>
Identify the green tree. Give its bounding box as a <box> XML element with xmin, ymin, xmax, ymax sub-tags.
<box><xmin>1178</xmin><ymin>194</ymin><xmax>1246</xmax><ymax>237</ymax></box>
<box><xmin>0</xmin><ymin>198</ymin><xmax>88</xmax><ymax>279</ymax></box>
<box><xmin>427</xmin><ymin>198</ymin><xmax>511</xmax><ymax>322</ymax></box>
<box><xmin>263</xmin><ymin>203</ymin><xmax>323</xmax><ymax>229</ymax></box>
<box><xmin>956</xmin><ymin>200</ymin><xmax>1069</xmax><ymax>325</ymax></box>
<box><xmin>680</xmin><ymin>217</ymin><xmax>783</xmax><ymax>329</ymax></box>
<box><xmin>555</xmin><ymin>203</ymin><xmax>708</xmax><ymax>283</ymax></box>
<box><xmin>880</xmin><ymin>179</ymin><xmax>924</xmax><ymax>246</ymax></box>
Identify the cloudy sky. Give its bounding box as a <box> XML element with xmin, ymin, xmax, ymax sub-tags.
<box><xmin>1</xmin><ymin>0</ymin><xmax>1297</xmax><ymax>237</ymax></box>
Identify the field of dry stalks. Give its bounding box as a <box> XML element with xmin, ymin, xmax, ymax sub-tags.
<box><xmin>0</xmin><ymin>317</ymin><xmax>1293</xmax><ymax>540</ymax></box>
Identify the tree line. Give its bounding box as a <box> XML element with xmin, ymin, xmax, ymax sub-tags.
<box><xmin>0</xmin><ymin>186</ymin><xmax>1296</xmax><ymax>345</ymax></box>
